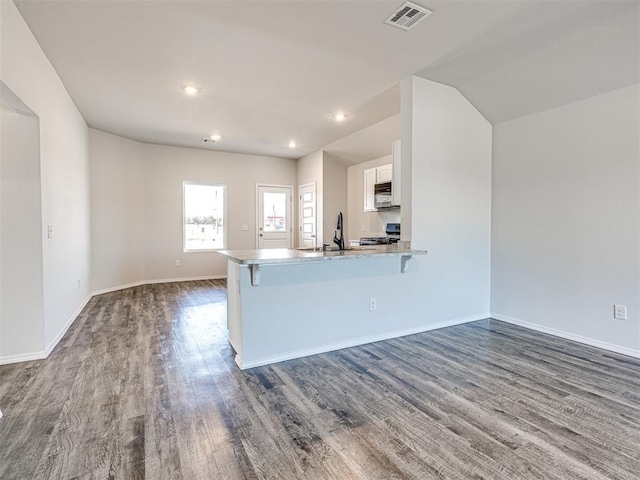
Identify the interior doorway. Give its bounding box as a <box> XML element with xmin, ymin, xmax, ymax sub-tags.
<box><xmin>256</xmin><ymin>184</ymin><xmax>293</xmax><ymax>249</ymax></box>
<box><xmin>298</xmin><ymin>182</ymin><xmax>316</xmax><ymax>249</ymax></box>
<box><xmin>0</xmin><ymin>81</ymin><xmax>45</xmax><ymax>363</ymax></box>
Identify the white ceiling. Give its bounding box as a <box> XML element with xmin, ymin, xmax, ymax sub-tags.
<box><xmin>417</xmin><ymin>2</ymin><xmax>640</xmax><ymax>124</ymax></box>
<box><xmin>323</xmin><ymin>113</ymin><xmax>400</xmax><ymax>167</ymax></box>
<box><xmin>14</xmin><ymin>0</ymin><xmax>639</xmax><ymax>161</ymax></box>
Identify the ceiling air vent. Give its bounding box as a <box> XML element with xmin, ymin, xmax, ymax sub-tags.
<box><xmin>384</xmin><ymin>2</ymin><xmax>432</xmax><ymax>31</ymax></box>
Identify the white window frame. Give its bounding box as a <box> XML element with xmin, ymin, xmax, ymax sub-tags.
<box><xmin>183</xmin><ymin>181</ymin><xmax>227</xmax><ymax>252</ymax></box>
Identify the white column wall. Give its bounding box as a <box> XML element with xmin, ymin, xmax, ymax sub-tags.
<box><xmin>404</xmin><ymin>77</ymin><xmax>493</xmax><ymax>324</ymax></box>
<box><xmin>1</xmin><ymin>2</ymin><xmax>91</xmax><ymax>360</ymax></box>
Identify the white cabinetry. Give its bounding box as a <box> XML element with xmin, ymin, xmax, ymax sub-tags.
<box><xmin>364</xmin><ymin>167</ymin><xmax>377</xmax><ymax>212</ymax></box>
<box><xmin>392</xmin><ymin>140</ymin><xmax>401</xmax><ymax>206</ymax></box>
<box><xmin>364</xmin><ymin>164</ymin><xmax>393</xmax><ymax>212</ymax></box>
<box><xmin>377</xmin><ymin>163</ymin><xmax>392</xmax><ymax>183</ymax></box>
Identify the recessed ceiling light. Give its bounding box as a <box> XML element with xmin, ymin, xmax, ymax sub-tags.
<box><xmin>210</xmin><ymin>134</ymin><xmax>222</xmax><ymax>142</ymax></box>
<box><xmin>288</xmin><ymin>140</ymin><xmax>297</xmax><ymax>149</ymax></box>
<box><xmin>333</xmin><ymin>112</ymin><xmax>347</xmax><ymax>122</ymax></box>
<box><xmin>183</xmin><ymin>85</ymin><xmax>199</xmax><ymax>95</ymax></box>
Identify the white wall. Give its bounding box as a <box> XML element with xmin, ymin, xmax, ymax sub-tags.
<box><xmin>347</xmin><ymin>154</ymin><xmax>400</xmax><ymax>241</ymax></box>
<box><xmin>1</xmin><ymin>2</ymin><xmax>91</xmax><ymax>361</ymax></box>
<box><xmin>1</xmin><ymin>93</ymin><xmax>44</xmax><ymax>360</ymax></box>
<box><xmin>322</xmin><ymin>153</ymin><xmax>347</xmax><ymax>244</ymax></box>
<box><xmin>297</xmin><ymin>150</ymin><xmax>324</xmax><ymax>246</ymax></box>
<box><xmin>404</xmin><ymin>76</ymin><xmax>492</xmax><ymax>323</ymax></box>
<box><xmin>89</xmin><ymin>130</ymin><xmax>297</xmax><ymax>288</ymax></box>
<box><xmin>234</xmin><ymin>255</ymin><xmax>441</xmax><ymax>369</ymax></box>
<box><xmin>295</xmin><ymin>151</ymin><xmax>348</xmax><ymax>247</ymax></box>
<box><xmin>89</xmin><ymin>129</ymin><xmax>146</xmax><ymax>292</ymax></box>
<box><xmin>491</xmin><ymin>84</ymin><xmax>640</xmax><ymax>355</ymax></box>
<box><xmin>144</xmin><ymin>143</ymin><xmax>297</xmax><ymax>280</ymax></box>
<box><xmin>400</xmin><ymin>77</ymin><xmax>413</xmax><ymax>243</ymax></box>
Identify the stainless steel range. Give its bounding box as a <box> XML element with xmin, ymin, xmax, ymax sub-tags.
<box><xmin>359</xmin><ymin>223</ymin><xmax>401</xmax><ymax>246</ymax></box>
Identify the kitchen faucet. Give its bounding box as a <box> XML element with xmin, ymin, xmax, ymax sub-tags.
<box><xmin>333</xmin><ymin>212</ymin><xmax>345</xmax><ymax>250</ymax></box>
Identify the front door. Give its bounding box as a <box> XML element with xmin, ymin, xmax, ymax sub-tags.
<box><xmin>257</xmin><ymin>185</ymin><xmax>292</xmax><ymax>249</ymax></box>
<box><xmin>298</xmin><ymin>183</ymin><xmax>316</xmax><ymax>248</ymax></box>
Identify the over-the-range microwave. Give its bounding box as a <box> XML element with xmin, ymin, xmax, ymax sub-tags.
<box><xmin>374</xmin><ymin>181</ymin><xmax>393</xmax><ymax>209</ymax></box>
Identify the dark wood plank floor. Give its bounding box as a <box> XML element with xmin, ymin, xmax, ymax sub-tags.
<box><xmin>1</xmin><ymin>280</ymin><xmax>639</xmax><ymax>479</ymax></box>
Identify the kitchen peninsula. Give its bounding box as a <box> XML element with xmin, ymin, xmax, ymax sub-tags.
<box><xmin>218</xmin><ymin>245</ymin><xmax>428</xmax><ymax>369</ymax></box>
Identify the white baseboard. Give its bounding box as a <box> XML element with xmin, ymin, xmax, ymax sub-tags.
<box><xmin>491</xmin><ymin>313</ymin><xmax>640</xmax><ymax>359</ymax></box>
<box><xmin>45</xmin><ymin>294</ymin><xmax>93</xmax><ymax>357</ymax></box>
<box><xmin>1</xmin><ymin>292</ymin><xmax>93</xmax><ymax>365</ymax></box>
<box><xmin>91</xmin><ymin>280</ymin><xmax>147</xmax><ymax>296</ymax></box>
<box><xmin>0</xmin><ymin>350</ymin><xmax>46</xmax><ymax>366</ymax></box>
<box><xmin>237</xmin><ymin>313</ymin><xmax>489</xmax><ymax>370</ymax></box>
<box><xmin>235</xmin><ymin>354</ymin><xmax>244</xmax><ymax>370</ymax></box>
<box><xmin>1</xmin><ymin>275</ymin><xmax>228</xmax><ymax>366</ymax></box>
<box><xmin>91</xmin><ymin>275</ymin><xmax>226</xmax><ymax>296</ymax></box>
<box><xmin>144</xmin><ymin>275</ymin><xmax>226</xmax><ymax>285</ymax></box>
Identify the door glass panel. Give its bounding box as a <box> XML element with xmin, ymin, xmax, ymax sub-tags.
<box><xmin>263</xmin><ymin>192</ymin><xmax>287</xmax><ymax>232</ymax></box>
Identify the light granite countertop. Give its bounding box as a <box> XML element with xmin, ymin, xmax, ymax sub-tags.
<box><xmin>217</xmin><ymin>245</ymin><xmax>427</xmax><ymax>266</ymax></box>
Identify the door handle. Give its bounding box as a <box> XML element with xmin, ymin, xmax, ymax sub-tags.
<box><xmin>310</xmin><ymin>235</ymin><xmax>315</xmax><ymax>238</ymax></box>
<box><xmin>259</xmin><ymin>234</ymin><xmax>263</xmax><ymax>237</ymax></box>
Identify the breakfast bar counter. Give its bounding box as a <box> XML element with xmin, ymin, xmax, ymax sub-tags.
<box><xmin>218</xmin><ymin>246</ymin><xmax>428</xmax><ymax>369</ymax></box>
<box><xmin>218</xmin><ymin>245</ymin><xmax>427</xmax><ymax>285</ymax></box>
<box><xmin>218</xmin><ymin>245</ymin><xmax>426</xmax><ymax>264</ymax></box>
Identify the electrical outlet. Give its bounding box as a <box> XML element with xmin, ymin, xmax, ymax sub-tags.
<box><xmin>614</xmin><ymin>305</ymin><xmax>627</xmax><ymax>320</ymax></box>
<box><xmin>175</xmin><ymin>260</ymin><xmax>181</xmax><ymax>267</ymax></box>
<box><xmin>77</xmin><ymin>280</ymin><xmax>81</xmax><ymax>289</ymax></box>
<box><xmin>241</xmin><ymin>224</ymin><xmax>249</xmax><ymax>231</ymax></box>
<box><xmin>369</xmin><ymin>297</ymin><xmax>377</xmax><ymax>311</ymax></box>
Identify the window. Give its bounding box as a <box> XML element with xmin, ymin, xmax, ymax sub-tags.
<box><xmin>183</xmin><ymin>182</ymin><xmax>226</xmax><ymax>251</ymax></box>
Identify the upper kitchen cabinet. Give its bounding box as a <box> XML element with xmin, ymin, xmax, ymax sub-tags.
<box><xmin>362</xmin><ymin>140</ymin><xmax>401</xmax><ymax>212</ymax></box>
<box><xmin>363</xmin><ymin>163</ymin><xmax>393</xmax><ymax>211</ymax></box>
<box><xmin>392</xmin><ymin>140</ymin><xmax>401</xmax><ymax>207</ymax></box>
<box><xmin>377</xmin><ymin>164</ymin><xmax>392</xmax><ymax>183</ymax></box>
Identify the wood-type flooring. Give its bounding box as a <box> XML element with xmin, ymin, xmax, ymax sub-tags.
<box><xmin>0</xmin><ymin>280</ymin><xmax>639</xmax><ymax>479</ymax></box>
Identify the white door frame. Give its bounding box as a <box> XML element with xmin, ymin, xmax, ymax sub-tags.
<box><xmin>256</xmin><ymin>184</ymin><xmax>294</xmax><ymax>249</ymax></box>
